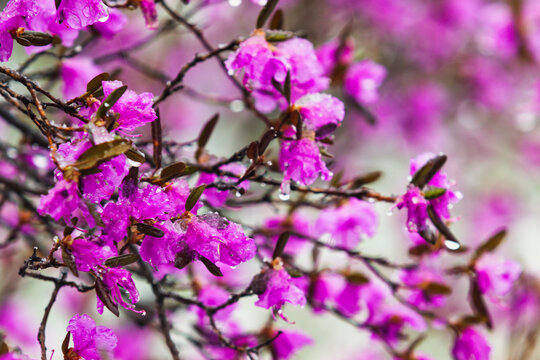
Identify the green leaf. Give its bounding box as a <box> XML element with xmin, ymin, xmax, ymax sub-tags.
<box><xmin>348</xmin><ymin>171</ymin><xmax>382</xmax><ymax>189</ymax></box>
<box><xmin>284</xmin><ymin>70</ymin><xmax>291</xmax><ymax>104</ymax></box>
<box><xmin>73</xmin><ymin>139</ymin><xmax>131</xmax><ymax>171</ymax></box>
<box><xmin>197</xmin><ymin>113</ymin><xmax>219</xmax><ymax>149</ymax></box>
<box><xmin>258</xmin><ymin>129</ymin><xmax>276</xmax><ymax>154</ymax></box>
<box><xmin>472</xmin><ymin>228</ymin><xmax>507</xmax><ymax>263</ymax></box>
<box><xmin>286</xmin><ymin>267</ymin><xmax>303</xmax><ymax>278</ymax></box>
<box><xmin>247</xmin><ymin>141</ymin><xmax>259</xmax><ymax>160</ymax></box>
<box><xmin>86</xmin><ymin>72</ymin><xmax>110</xmax><ymax>94</ymax></box>
<box><xmin>269</xmin><ymin>9</ymin><xmax>283</xmax><ymax>30</ymax></box>
<box><xmin>346</xmin><ymin>272</ymin><xmax>370</xmax><ymax>285</ymax></box>
<box><xmin>95</xmin><ymin>85</ymin><xmax>127</xmax><ymax>119</ymax></box>
<box><xmin>256</xmin><ymin>0</ymin><xmax>280</xmax><ymax>28</ymax></box>
<box><xmin>265</xmin><ymin>29</ymin><xmax>296</xmax><ymax>42</ymax></box>
<box><xmin>470</xmin><ymin>278</ymin><xmax>492</xmax><ymax>329</ymax></box>
<box><xmin>199</xmin><ymin>256</ymin><xmax>223</xmax><ymax>277</ymax></box>
<box><xmin>62</xmin><ymin>247</ymin><xmax>78</xmax><ymax>277</ymax></box>
<box><xmin>422</xmin><ymin>282</ymin><xmax>452</xmax><ymax>295</ymax></box>
<box><xmin>423</xmin><ymin>187</ymin><xmax>446</xmax><ymax>200</ymax></box>
<box><xmin>14</xmin><ymin>31</ymin><xmax>54</xmax><ymax>47</ymax></box>
<box><xmin>104</xmin><ymin>253</ymin><xmax>140</xmax><ymax>268</ymax></box>
<box><xmin>135</xmin><ymin>223</ymin><xmax>164</xmax><ymax>238</ymax></box>
<box><xmin>125</xmin><ymin>148</ymin><xmax>146</xmax><ymax>164</ymax></box>
<box><xmin>160</xmin><ymin>162</ymin><xmax>187</xmax><ymax>182</ymax></box>
<box><xmin>61</xmin><ymin>332</ymin><xmax>71</xmax><ymax>356</ymax></box>
<box><xmin>410</xmin><ymin>154</ymin><xmax>447</xmax><ymax>189</ymax></box>
<box><xmin>427</xmin><ymin>205</ymin><xmax>461</xmax><ymax>251</ymax></box>
<box><xmin>185</xmin><ymin>184</ymin><xmax>206</xmax><ymax>212</ymax></box>
<box><xmin>95</xmin><ymin>277</ymin><xmax>119</xmax><ymax>317</ymax></box>
<box><xmin>272</xmin><ymin>231</ymin><xmax>290</xmax><ymax>259</ymax></box>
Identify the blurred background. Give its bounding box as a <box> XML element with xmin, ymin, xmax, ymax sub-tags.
<box><xmin>1</xmin><ymin>0</ymin><xmax>540</xmax><ymax>359</ymax></box>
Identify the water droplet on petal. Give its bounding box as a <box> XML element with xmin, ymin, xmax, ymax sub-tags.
<box><xmin>444</xmin><ymin>239</ymin><xmax>461</xmax><ymax>251</ymax></box>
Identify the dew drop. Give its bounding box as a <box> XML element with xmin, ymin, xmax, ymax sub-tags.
<box><xmin>367</xmin><ymin>197</ymin><xmax>375</xmax><ymax>203</ymax></box>
<box><xmin>228</xmin><ymin>0</ymin><xmax>241</xmax><ymax>6</ymax></box>
<box><xmin>279</xmin><ymin>180</ymin><xmax>290</xmax><ymax>201</ymax></box>
<box><xmin>103</xmin><ymin>102</ymin><xmax>110</xmax><ymax>108</ymax></box>
<box><xmin>444</xmin><ymin>239</ymin><xmax>461</xmax><ymax>251</ymax></box>
<box><xmin>235</xmin><ymin>190</ymin><xmax>242</xmax><ymax>198</ymax></box>
<box><xmin>229</xmin><ymin>99</ymin><xmax>245</xmax><ymax>112</ymax></box>
<box><xmin>127</xmin><ymin>158</ymin><xmax>142</xmax><ymax>168</ymax></box>
<box><xmin>74</xmin><ymin>45</ymin><xmax>82</xmax><ymax>53</ymax></box>
<box><xmin>455</xmin><ymin>191</ymin><xmax>463</xmax><ymax>200</ymax></box>
<box><xmin>386</xmin><ymin>208</ymin><xmax>394</xmax><ymax>216</ymax></box>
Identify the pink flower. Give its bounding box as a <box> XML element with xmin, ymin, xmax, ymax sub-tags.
<box><xmin>0</xmin><ymin>0</ymin><xmax>40</xmax><ymax>62</ymax></box>
<box><xmin>316</xmin><ymin>198</ymin><xmax>378</xmax><ymax>249</ymax></box>
<box><xmin>226</xmin><ymin>35</ymin><xmax>329</xmax><ymax>112</ymax></box>
<box><xmin>272</xmin><ymin>329</ymin><xmax>313</xmax><ymax>360</ymax></box>
<box><xmin>197</xmin><ymin>163</ymin><xmax>248</xmax><ymax>208</ymax></box>
<box><xmin>279</xmin><ymin>138</ymin><xmax>332</xmax><ymax>186</ymax></box>
<box><xmin>37</xmin><ymin>179</ymin><xmax>90</xmax><ymax>225</ymax></box>
<box><xmin>344</xmin><ymin>60</ymin><xmax>386</xmax><ymax>104</ymax></box>
<box><xmin>61</xmin><ymin>58</ymin><xmax>103</xmax><ymax>99</ymax></box>
<box><xmin>67</xmin><ymin>314</ymin><xmax>117</xmax><ymax>360</ymax></box>
<box><xmin>139</xmin><ymin>221</ymin><xmax>182</xmax><ymax>269</ymax></box>
<box><xmin>183</xmin><ymin>213</ymin><xmax>256</xmax><ymax>267</ymax></box>
<box><xmin>92</xmin><ymin>8</ymin><xmax>127</xmax><ymax>39</ymax></box>
<box><xmin>316</xmin><ymin>40</ymin><xmax>354</xmax><ymax>76</ymax></box>
<box><xmin>101</xmin><ymin>80</ymin><xmax>157</xmax><ymax>131</ymax></box>
<box><xmin>254</xmin><ymin>268</ymin><xmax>306</xmax><ymax>311</ymax></box>
<box><xmin>97</xmin><ymin>267</ymin><xmax>140</xmax><ymax>314</ymax></box>
<box><xmin>452</xmin><ymin>327</ymin><xmax>491</xmax><ymax>360</ymax></box>
<box><xmin>295</xmin><ymin>93</ymin><xmax>345</xmax><ymax>133</ymax></box>
<box><xmin>56</xmin><ymin>0</ymin><xmax>108</xmax><ymax>30</ymax></box>
<box><xmin>475</xmin><ymin>253</ymin><xmax>522</xmax><ymax>300</ymax></box>
<box><xmin>71</xmin><ymin>238</ymin><xmax>116</xmax><ymax>272</ymax></box>
<box><xmin>396</xmin><ymin>186</ymin><xmax>429</xmax><ymax>232</ymax></box>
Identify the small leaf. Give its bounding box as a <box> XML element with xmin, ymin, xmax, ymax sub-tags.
<box><xmin>86</xmin><ymin>72</ymin><xmax>110</xmax><ymax>94</ymax></box>
<box><xmin>269</xmin><ymin>9</ymin><xmax>283</xmax><ymax>30</ymax></box>
<box><xmin>0</xmin><ymin>337</ymin><xmax>9</xmax><ymax>355</ymax></box>
<box><xmin>472</xmin><ymin>228</ymin><xmax>507</xmax><ymax>263</ymax></box>
<box><xmin>185</xmin><ymin>184</ymin><xmax>206</xmax><ymax>212</ymax></box>
<box><xmin>125</xmin><ymin>148</ymin><xmax>146</xmax><ymax>164</ymax></box>
<box><xmin>95</xmin><ymin>277</ymin><xmax>120</xmax><ymax>317</ymax></box>
<box><xmin>427</xmin><ymin>205</ymin><xmax>461</xmax><ymax>250</ymax></box>
<box><xmin>346</xmin><ymin>272</ymin><xmax>370</xmax><ymax>285</ymax></box>
<box><xmin>319</xmin><ymin>147</ymin><xmax>334</xmax><ymax>158</ymax></box>
<box><xmin>424</xmin><ymin>187</ymin><xmax>446</xmax><ymax>200</ymax></box>
<box><xmin>410</xmin><ymin>154</ymin><xmax>447</xmax><ymax>189</ymax></box>
<box><xmin>286</xmin><ymin>267</ymin><xmax>303</xmax><ymax>278</ymax></box>
<box><xmin>256</xmin><ymin>0</ymin><xmax>280</xmax><ymax>28</ymax></box>
<box><xmin>409</xmin><ymin>244</ymin><xmax>432</xmax><ymax>257</ymax></box>
<box><xmin>349</xmin><ymin>171</ymin><xmax>382</xmax><ymax>189</ymax></box>
<box><xmin>135</xmin><ymin>223</ymin><xmax>164</xmax><ymax>238</ymax></box>
<box><xmin>197</xmin><ymin>113</ymin><xmax>219</xmax><ymax>149</ymax></box>
<box><xmin>175</xmin><ymin>250</ymin><xmax>194</xmax><ymax>270</ymax></box>
<box><xmin>330</xmin><ymin>170</ymin><xmax>344</xmax><ymax>188</ymax></box>
<box><xmin>258</xmin><ymin>129</ymin><xmax>276</xmax><ymax>153</ymax></box>
<box><xmin>418</xmin><ymin>228</ymin><xmax>437</xmax><ymax>245</ymax></box>
<box><xmin>160</xmin><ymin>162</ymin><xmax>187</xmax><ymax>182</ymax></box>
<box><xmin>61</xmin><ymin>332</ymin><xmax>71</xmax><ymax>355</ymax></box>
<box><xmin>422</xmin><ymin>282</ymin><xmax>452</xmax><ymax>295</ymax></box>
<box><xmin>62</xmin><ymin>247</ymin><xmax>78</xmax><ymax>277</ymax></box>
<box><xmin>272</xmin><ymin>231</ymin><xmax>290</xmax><ymax>259</ymax></box>
<box><xmin>247</xmin><ymin>141</ymin><xmax>259</xmax><ymax>160</ymax></box>
<box><xmin>315</xmin><ymin>123</ymin><xmax>337</xmax><ymax>139</ymax></box>
<box><xmin>104</xmin><ymin>253</ymin><xmax>140</xmax><ymax>268</ymax></box>
<box><xmin>73</xmin><ymin>139</ymin><xmax>132</xmax><ymax>170</ymax></box>
<box><xmin>199</xmin><ymin>256</ymin><xmax>223</xmax><ymax>277</ymax></box>
<box><xmin>265</xmin><ymin>29</ymin><xmax>296</xmax><ymax>42</ymax></box>
<box><xmin>96</xmin><ymin>85</ymin><xmax>128</xmax><ymax>119</ymax></box>
<box><xmin>284</xmin><ymin>70</ymin><xmax>291</xmax><ymax>104</ymax></box>
<box><xmin>470</xmin><ymin>278</ymin><xmax>492</xmax><ymax>329</ymax></box>
<box><xmin>15</xmin><ymin>31</ymin><xmax>54</xmax><ymax>47</ymax></box>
